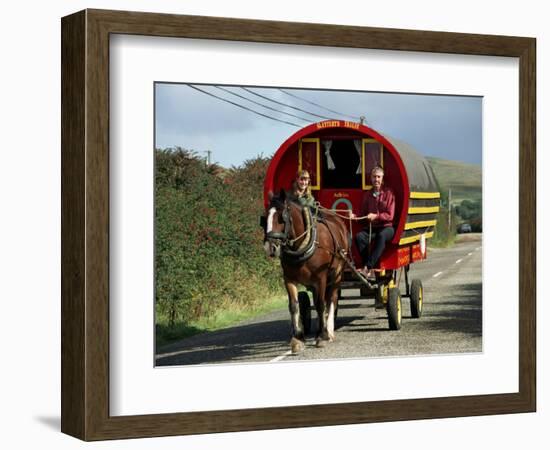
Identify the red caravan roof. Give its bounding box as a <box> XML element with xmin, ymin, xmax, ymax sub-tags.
<box><xmin>264</xmin><ymin>120</ymin><xmax>410</xmax><ymax>198</ymax></box>
<box><xmin>264</xmin><ymin>120</ymin><xmax>411</xmax><ymax>246</ymax></box>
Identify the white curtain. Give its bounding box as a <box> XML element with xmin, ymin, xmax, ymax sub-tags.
<box><xmin>354</xmin><ymin>140</ymin><xmax>362</xmax><ymax>174</ymax></box>
<box><xmin>322</xmin><ymin>140</ymin><xmax>335</xmax><ymax>170</ymax></box>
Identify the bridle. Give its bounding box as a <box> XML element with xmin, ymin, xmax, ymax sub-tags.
<box><xmin>264</xmin><ymin>200</ymin><xmax>320</xmax><ymax>266</ymax></box>
<box><xmin>265</xmin><ymin>202</ymin><xmax>294</xmax><ymax>248</ymax></box>
<box><xmin>263</xmin><ymin>199</ymin><xmax>350</xmax><ymax>268</ymax></box>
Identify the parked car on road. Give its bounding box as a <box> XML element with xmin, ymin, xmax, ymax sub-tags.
<box><xmin>458</xmin><ymin>223</ymin><xmax>472</xmax><ymax>233</ymax></box>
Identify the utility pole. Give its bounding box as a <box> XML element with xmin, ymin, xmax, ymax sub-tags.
<box><xmin>448</xmin><ymin>187</ymin><xmax>452</xmax><ymax>233</ymax></box>
<box><xmin>203</xmin><ymin>150</ymin><xmax>212</xmax><ymax>166</ymax></box>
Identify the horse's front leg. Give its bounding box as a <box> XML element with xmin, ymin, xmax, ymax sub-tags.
<box><xmin>325</xmin><ymin>284</ymin><xmax>339</xmax><ymax>342</ymax></box>
<box><xmin>326</xmin><ymin>266</ymin><xmax>344</xmax><ymax>342</ymax></box>
<box><xmin>285</xmin><ymin>281</ymin><xmax>305</xmax><ymax>354</ymax></box>
<box><xmin>313</xmin><ymin>277</ymin><xmax>330</xmax><ymax>348</ymax></box>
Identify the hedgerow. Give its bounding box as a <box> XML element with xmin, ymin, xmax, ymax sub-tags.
<box><xmin>155</xmin><ymin>148</ymin><xmax>282</xmax><ymax>333</ymax></box>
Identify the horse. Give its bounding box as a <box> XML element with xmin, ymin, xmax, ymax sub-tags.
<box><xmin>262</xmin><ymin>190</ymin><xmax>351</xmax><ymax>353</ymax></box>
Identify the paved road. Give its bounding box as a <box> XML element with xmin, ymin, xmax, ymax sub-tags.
<box><xmin>156</xmin><ymin>234</ymin><xmax>482</xmax><ymax>366</ymax></box>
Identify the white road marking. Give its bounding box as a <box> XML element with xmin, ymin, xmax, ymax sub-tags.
<box><xmin>476</xmin><ymin>247</ymin><xmax>481</xmax><ymax>251</ymax></box>
<box><xmin>270</xmin><ymin>350</ymin><xmax>293</xmax><ymax>363</ymax></box>
<box><xmin>456</xmin><ymin>259</ymin><xmax>463</xmax><ymax>264</ymax></box>
<box><xmin>433</xmin><ymin>271</ymin><xmax>443</xmax><ymax>278</ymax></box>
<box><xmin>468</xmin><ymin>252</ymin><xmax>473</xmax><ymax>256</ymax></box>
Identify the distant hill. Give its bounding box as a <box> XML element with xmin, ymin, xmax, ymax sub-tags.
<box><xmin>426</xmin><ymin>156</ymin><xmax>482</xmax><ymax>205</ymax></box>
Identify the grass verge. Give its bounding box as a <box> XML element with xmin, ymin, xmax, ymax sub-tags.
<box><xmin>429</xmin><ymin>234</ymin><xmax>456</xmax><ymax>248</ymax></box>
<box><xmin>156</xmin><ymin>293</ymin><xmax>287</xmax><ymax>348</ymax></box>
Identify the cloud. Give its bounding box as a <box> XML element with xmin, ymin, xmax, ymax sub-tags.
<box><xmin>155</xmin><ymin>83</ymin><xmax>259</xmax><ymax>136</ymax></box>
<box><xmin>155</xmin><ymin>84</ymin><xmax>482</xmax><ymax>166</ymax></box>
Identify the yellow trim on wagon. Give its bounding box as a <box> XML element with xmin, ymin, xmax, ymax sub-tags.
<box><xmin>298</xmin><ymin>138</ymin><xmax>321</xmax><ymax>190</ymax></box>
<box><xmin>408</xmin><ymin>206</ymin><xmax>440</xmax><ymax>214</ymax></box>
<box><xmin>399</xmin><ymin>231</ymin><xmax>434</xmax><ymax>245</ymax></box>
<box><xmin>404</xmin><ymin>220</ymin><xmax>437</xmax><ymax>230</ymax></box>
<box><xmin>410</xmin><ymin>192</ymin><xmax>441</xmax><ymax>199</ymax></box>
<box><xmin>361</xmin><ymin>139</ymin><xmax>384</xmax><ymax>190</ymax></box>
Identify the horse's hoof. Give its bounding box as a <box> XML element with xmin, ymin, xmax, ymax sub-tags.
<box><xmin>290</xmin><ymin>337</ymin><xmax>305</xmax><ymax>354</ymax></box>
<box><xmin>315</xmin><ymin>338</ymin><xmax>327</xmax><ymax>348</ymax></box>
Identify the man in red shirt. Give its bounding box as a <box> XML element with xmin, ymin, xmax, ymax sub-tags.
<box><xmin>354</xmin><ymin>166</ymin><xmax>395</xmax><ymax>279</ymax></box>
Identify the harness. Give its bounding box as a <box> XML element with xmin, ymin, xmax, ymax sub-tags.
<box><xmin>265</xmin><ymin>200</ymin><xmax>377</xmax><ymax>288</ymax></box>
<box><xmin>266</xmin><ymin>202</ymin><xmax>342</xmax><ymax>266</ymax></box>
<box><xmin>269</xmin><ymin>202</ymin><xmax>317</xmax><ymax>265</ymax></box>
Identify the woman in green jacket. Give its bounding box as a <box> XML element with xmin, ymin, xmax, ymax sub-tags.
<box><xmin>289</xmin><ymin>170</ymin><xmax>316</xmax><ymax>208</ymax></box>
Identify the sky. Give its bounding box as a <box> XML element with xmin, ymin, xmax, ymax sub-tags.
<box><xmin>155</xmin><ymin>83</ymin><xmax>482</xmax><ymax>168</ymax></box>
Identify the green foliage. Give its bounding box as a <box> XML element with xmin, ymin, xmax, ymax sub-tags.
<box><xmin>427</xmin><ymin>157</ymin><xmax>483</xmax><ymax>245</ymax></box>
<box><xmin>455</xmin><ymin>198</ymin><xmax>482</xmax><ymax>231</ymax></box>
<box><xmin>430</xmin><ymin>206</ymin><xmax>457</xmax><ymax>247</ymax></box>
<box><xmin>455</xmin><ymin>199</ymin><xmax>479</xmax><ymax>219</ymax></box>
<box><xmin>156</xmin><ymin>295</ymin><xmax>287</xmax><ymax>347</ymax></box>
<box><xmin>429</xmin><ymin>183</ymin><xmax>457</xmax><ymax>247</ymax></box>
<box><xmin>155</xmin><ymin>148</ymin><xmax>282</xmax><ymax>339</ymax></box>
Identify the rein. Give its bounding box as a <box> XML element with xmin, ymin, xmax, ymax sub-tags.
<box><xmin>267</xmin><ymin>201</ymin><xmax>368</xmax><ymax>266</ymax></box>
<box><xmin>265</xmin><ymin>200</ymin><xmax>378</xmax><ymax>288</ymax></box>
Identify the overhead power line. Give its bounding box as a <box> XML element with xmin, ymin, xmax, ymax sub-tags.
<box><xmin>241</xmin><ymin>87</ymin><xmax>333</xmax><ymax>121</ymax></box>
<box><xmin>278</xmin><ymin>88</ymin><xmax>361</xmax><ymax>121</ymax></box>
<box><xmin>214</xmin><ymin>86</ymin><xmax>313</xmax><ymax>123</ymax></box>
<box><xmin>187</xmin><ymin>84</ymin><xmax>301</xmax><ymax>128</ymax></box>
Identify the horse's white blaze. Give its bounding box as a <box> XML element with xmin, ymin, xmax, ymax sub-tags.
<box><xmin>327</xmin><ymin>302</ymin><xmax>335</xmax><ymax>340</ymax></box>
<box><xmin>266</xmin><ymin>207</ymin><xmax>276</xmax><ymax>233</ymax></box>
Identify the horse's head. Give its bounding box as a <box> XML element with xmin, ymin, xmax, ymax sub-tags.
<box><xmin>261</xmin><ymin>190</ymin><xmax>294</xmax><ymax>258</ymax></box>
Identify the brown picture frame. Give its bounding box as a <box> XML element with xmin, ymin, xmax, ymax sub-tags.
<box><xmin>61</xmin><ymin>9</ymin><xmax>536</xmax><ymax>441</ymax></box>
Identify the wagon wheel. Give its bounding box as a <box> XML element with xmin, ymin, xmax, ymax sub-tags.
<box><xmin>387</xmin><ymin>287</ymin><xmax>402</xmax><ymax>330</ymax></box>
<box><xmin>410</xmin><ymin>279</ymin><xmax>423</xmax><ymax>318</ymax></box>
<box><xmin>298</xmin><ymin>291</ymin><xmax>312</xmax><ymax>335</ymax></box>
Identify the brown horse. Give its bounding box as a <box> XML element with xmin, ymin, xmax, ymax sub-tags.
<box><xmin>262</xmin><ymin>190</ymin><xmax>350</xmax><ymax>353</ymax></box>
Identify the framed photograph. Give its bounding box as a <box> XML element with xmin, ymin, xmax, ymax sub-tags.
<box><xmin>61</xmin><ymin>9</ymin><xmax>536</xmax><ymax>441</ymax></box>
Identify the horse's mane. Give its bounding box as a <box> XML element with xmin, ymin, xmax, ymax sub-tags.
<box><xmin>268</xmin><ymin>195</ymin><xmax>286</xmax><ymax>210</ymax></box>
<box><xmin>268</xmin><ymin>190</ymin><xmax>296</xmax><ymax>211</ymax></box>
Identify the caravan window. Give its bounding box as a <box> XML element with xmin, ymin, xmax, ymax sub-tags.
<box><xmin>321</xmin><ymin>139</ymin><xmax>362</xmax><ymax>189</ymax></box>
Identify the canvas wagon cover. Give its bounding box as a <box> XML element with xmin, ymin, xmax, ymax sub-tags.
<box><xmin>383</xmin><ymin>135</ymin><xmax>440</xmax><ymax>194</ymax></box>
